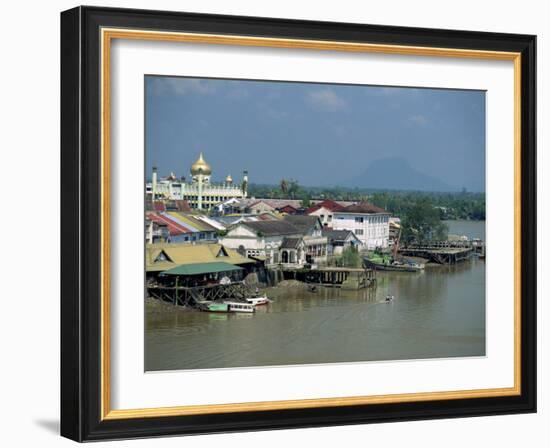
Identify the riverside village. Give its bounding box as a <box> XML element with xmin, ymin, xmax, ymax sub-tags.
<box><xmin>145</xmin><ymin>153</ymin><xmax>485</xmax><ymax>319</ymax></box>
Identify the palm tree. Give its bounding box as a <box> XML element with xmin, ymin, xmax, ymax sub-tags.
<box><xmin>280</xmin><ymin>179</ymin><xmax>289</xmax><ymax>197</ymax></box>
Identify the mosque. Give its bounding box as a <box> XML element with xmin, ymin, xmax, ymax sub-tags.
<box><xmin>146</xmin><ymin>152</ymin><xmax>248</xmax><ymax>210</ymax></box>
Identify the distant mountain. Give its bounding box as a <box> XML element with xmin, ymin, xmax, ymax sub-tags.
<box><xmin>346</xmin><ymin>157</ymin><xmax>458</xmax><ymax>192</ymax></box>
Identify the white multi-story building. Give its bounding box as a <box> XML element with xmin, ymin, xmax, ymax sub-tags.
<box><xmin>332</xmin><ymin>202</ymin><xmax>391</xmax><ymax>250</ymax></box>
<box><xmin>146</xmin><ymin>152</ymin><xmax>248</xmax><ymax>210</ymax></box>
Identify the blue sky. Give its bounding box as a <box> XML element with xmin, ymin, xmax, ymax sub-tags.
<box><xmin>145</xmin><ymin>76</ymin><xmax>486</xmax><ymax>192</ymax></box>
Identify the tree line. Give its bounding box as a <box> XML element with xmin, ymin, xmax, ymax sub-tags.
<box><xmin>248</xmin><ymin>181</ymin><xmax>485</xmax><ymax>221</ymax></box>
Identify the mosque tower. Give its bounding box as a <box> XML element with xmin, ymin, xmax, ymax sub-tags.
<box><xmin>190</xmin><ymin>152</ymin><xmax>212</xmax><ymax>210</ymax></box>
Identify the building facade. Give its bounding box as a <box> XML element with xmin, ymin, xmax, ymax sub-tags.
<box><xmin>220</xmin><ymin>217</ymin><xmax>328</xmax><ymax>267</ymax></box>
<box><xmin>332</xmin><ymin>202</ymin><xmax>391</xmax><ymax>250</ymax></box>
<box><xmin>146</xmin><ymin>152</ymin><xmax>248</xmax><ymax>210</ymax></box>
<box><xmin>322</xmin><ymin>229</ymin><xmax>362</xmax><ymax>256</ymax></box>
<box><xmin>306</xmin><ymin>199</ymin><xmax>346</xmax><ymax>227</ymax></box>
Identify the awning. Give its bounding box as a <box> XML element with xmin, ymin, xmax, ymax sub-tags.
<box><xmin>160</xmin><ymin>261</ymin><xmax>244</xmax><ymax>276</ymax></box>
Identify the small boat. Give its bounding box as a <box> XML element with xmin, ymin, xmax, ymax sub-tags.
<box><xmin>224</xmin><ymin>301</ymin><xmax>256</xmax><ymax>313</ymax></box>
<box><xmin>363</xmin><ymin>255</ymin><xmax>423</xmax><ymax>272</ymax></box>
<box><xmin>199</xmin><ymin>302</ymin><xmax>229</xmax><ymax>313</ymax></box>
<box><xmin>307</xmin><ymin>284</ymin><xmax>318</xmax><ymax>293</ymax></box>
<box><xmin>385</xmin><ymin>295</ymin><xmax>394</xmax><ymax>302</ymax></box>
<box><xmin>246</xmin><ymin>294</ymin><xmax>270</xmax><ymax>306</ymax></box>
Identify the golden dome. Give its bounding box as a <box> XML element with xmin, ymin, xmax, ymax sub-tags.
<box><xmin>225</xmin><ymin>174</ymin><xmax>233</xmax><ymax>183</ymax></box>
<box><xmin>190</xmin><ymin>152</ymin><xmax>212</xmax><ymax>176</ymax></box>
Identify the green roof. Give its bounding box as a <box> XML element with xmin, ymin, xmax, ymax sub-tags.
<box><xmin>161</xmin><ymin>261</ymin><xmax>244</xmax><ymax>276</ymax></box>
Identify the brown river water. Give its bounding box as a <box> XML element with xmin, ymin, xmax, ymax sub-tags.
<box><xmin>145</xmin><ymin>220</ymin><xmax>485</xmax><ymax>371</ymax></box>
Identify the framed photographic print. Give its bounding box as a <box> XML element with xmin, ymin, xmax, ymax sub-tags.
<box><xmin>60</xmin><ymin>6</ymin><xmax>536</xmax><ymax>441</ymax></box>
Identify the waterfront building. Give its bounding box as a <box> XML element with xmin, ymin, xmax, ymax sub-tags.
<box><xmin>220</xmin><ymin>216</ymin><xmax>328</xmax><ymax>266</ymax></box>
<box><xmin>145</xmin><ymin>212</ymin><xmax>219</xmax><ymax>244</ymax></box>
<box><xmin>146</xmin><ymin>242</ymin><xmax>257</xmax><ymax>278</ymax></box>
<box><xmin>332</xmin><ymin>202</ymin><xmax>391</xmax><ymax>250</ymax></box>
<box><xmin>220</xmin><ymin>220</ymin><xmax>303</xmax><ymax>265</ymax></box>
<box><xmin>306</xmin><ymin>199</ymin><xmax>345</xmax><ymax>227</ymax></box>
<box><xmin>146</xmin><ymin>152</ymin><xmax>248</xmax><ymax>210</ymax></box>
<box><xmin>283</xmin><ymin>215</ymin><xmax>328</xmax><ymax>263</ymax></box>
<box><xmin>322</xmin><ymin>229</ymin><xmax>362</xmax><ymax>256</ymax></box>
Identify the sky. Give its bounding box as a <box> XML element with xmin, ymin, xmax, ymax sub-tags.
<box><xmin>145</xmin><ymin>76</ymin><xmax>486</xmax><ymax>192</ymax></box>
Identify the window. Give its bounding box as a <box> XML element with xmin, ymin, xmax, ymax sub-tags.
<box><xmin>355</xmin><ymin>229</ymin><xmax>364</xmax><ymax>235</ymax></box>
<box><xmin>355</xmin><ymin>217</ymin><xmax>364</xmax><ymax>223</ymax></box>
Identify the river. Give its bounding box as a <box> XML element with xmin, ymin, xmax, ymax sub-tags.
<box><xmin>145</xmin><ymin>220</ymin><xmax>486</xmax><ymax>371</ymax></box>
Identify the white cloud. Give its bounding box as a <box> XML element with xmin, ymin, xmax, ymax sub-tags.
<box><xmin>306</xmin><ymin>88</ymin><xmax>347</xmax><ymax>111</ymax></box>
<box><xmin>149</xmin><ymin>77</ymin><xmax>215</xmax><ymax>96</ymax></box>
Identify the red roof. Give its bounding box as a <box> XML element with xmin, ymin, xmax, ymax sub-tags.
<box><xmin>340</xmin><ymin>201</ymin><xmax>388</xmax><ymax>214</ymax></box>
<box><xmin>306</xmin><ymin>199</ymin><xmax>345</xmax><ymax>214</ymax></box>
<box><xmin>278</xmin><ymin>204</ymin><xmax>298</xmax><ymax>213</ymax></box>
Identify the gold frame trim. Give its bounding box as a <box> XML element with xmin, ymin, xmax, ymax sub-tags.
<box><xmin>100</xmin><ymin>28</ymin><xmax>522</xmax><ymax>421</ymax></box>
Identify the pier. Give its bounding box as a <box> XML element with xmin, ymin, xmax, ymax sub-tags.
<box><xmin>147</xmin><ymin>281</ymin><xmax>255</xmax><ymax>307</ymax></box>
<box><xmin>399</xmin><ymin>240</ymin><xmax>484</xmax><ymax>264</ymax></box>
<box><xmin>282</xmin><ymin>266</ymin><xmax>376</xmax><ymax>289</ymax></box>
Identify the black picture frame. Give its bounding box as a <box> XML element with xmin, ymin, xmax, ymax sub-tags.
<box><xmin>61</xmin><ymin>5</ymin><xmax>536</xmax><ymax>442</ymax></box>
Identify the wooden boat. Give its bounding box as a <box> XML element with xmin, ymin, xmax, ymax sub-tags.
<box><xmin>363</xmin><ymin>255</ymin><xmax>423</xmax><ymax>272</ymax></box>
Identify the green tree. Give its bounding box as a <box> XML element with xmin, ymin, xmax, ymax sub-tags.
<box><xmin>300</xmin><ymin>194</ymin><xmax>312</xmax><ymax>208</ymax></box>
<box><xmin>401</xmin><ymin>198</ymin><xmax>448</xmax><ymax>245</ymax></box>
<box><xmin>339</xmin><ymin>246</ymin><xmax>362</xmax><ymax>268</ymax></box>
<box><xmin>287</xmin><ymin>179</ymin><xmax>300</xmax><ymax>199</ymax></box>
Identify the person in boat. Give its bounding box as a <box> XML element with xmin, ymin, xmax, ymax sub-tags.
<box><xmin>385</xmin><ymin>295</ymin><xmax>394</xmax><ymax>302</ymax></box>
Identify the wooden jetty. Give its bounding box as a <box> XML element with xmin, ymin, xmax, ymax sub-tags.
<box><xmin>283</xmin><ymin>266</ymin><xmax>376</xmax><ymax>290</ymax></box>
<box><xmin>399</xmin><ymin>240</ymin><xmax>484</xmax><ymax>264</ymax></box>
<box><xmin>147</xmin><ymin>281</ymin><xmax>255</xmax><ymax>307</ymax></box>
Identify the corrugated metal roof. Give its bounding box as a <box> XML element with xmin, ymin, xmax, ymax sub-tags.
<box><xmin>239</xmin><ymin>220</ymin><xmax>300</xmax><ymax>236</ymax></box>
<box><xmin>146</xmin><ymin>243</ymin><xmax>255</xmax><ymax>272</ymax></box>
<box><xmin>280</xmin><ymin>237</ymin><xmax>303</xmax><ymax>249</ymax></box>
<box><xmin>283</xmin><ymin>215</ymin><xmax>321</xmax><ymax>233</ymax></box>
<box><xmin>306</xmin><ymin>199</ymin><xmax>345</xmax><ymax>214</ymax></box>
<box><xmin>167</xmin><ymin>212</ymin><xmax>217</xmax><ymax>232</ymax></box>
<box><xmin>161</xmin><ymin>261</ymin><xmax>243</xmax><ymax>276</ymax></box>
<box><xmin>146</xmin><ymin>212</ymin><xmax>191</xmax><ymax>235</ymax></box>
